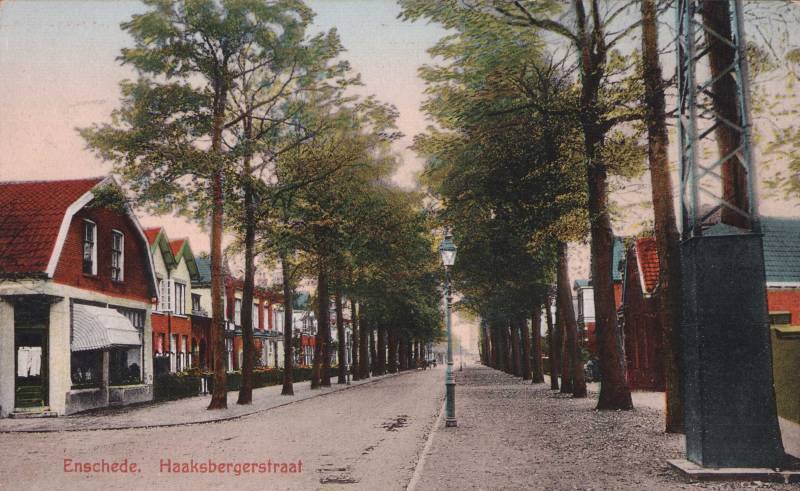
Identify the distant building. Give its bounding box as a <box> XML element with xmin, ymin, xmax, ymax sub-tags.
<box><xmin>574</xmin><ymin>236</ymin><xmax>626</xmax><ymax>356</ymax></box>
<box><xmin>0</xmin><ymin>177</ymin><xmax>158</xmax><ymax>416</ymax></box>
<box><xmin>619</xmin><ymin>237</ymin><xmax>665</xmax><ymax>391</ymax></box>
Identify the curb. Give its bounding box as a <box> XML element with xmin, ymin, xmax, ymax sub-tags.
<box><xmin>406</xmin><ymin>396</ymin><xmax>446</xmax><ymax>491</ymax></box>
<box><xmin>0</xmin><ymin>369</ymin><xmax>418</xmax><ymax>434</ymax></box>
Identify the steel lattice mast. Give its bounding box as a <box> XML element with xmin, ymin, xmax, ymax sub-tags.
<box><xmin>675</xmin><ymin>0</ymin><xmax>784</xmax><ymax>469</ymax></box>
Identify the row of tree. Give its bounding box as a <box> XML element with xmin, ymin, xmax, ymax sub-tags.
<box><xmin>399</xmin><ymin>0</ymin><xmax>799</xmax><ymax>434</ymax></box>
<box><xmin>82</xmin><ymin>0</ymin><xmax>444</xmax><ymax>410</ymax></box>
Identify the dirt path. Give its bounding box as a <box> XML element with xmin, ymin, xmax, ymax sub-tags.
<box><xmin>414</xmin><ymin>364</ymin><xmax>795</xmax><ymax>490</ymax></box>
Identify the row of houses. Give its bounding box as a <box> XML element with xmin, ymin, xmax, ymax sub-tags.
<box><xmin>0</xmin><ymin>177</ymin><xmax>350</xmax><ymax>418</ymax></box>
<box><xmin>573</xmin><ymin>219</ymin><xmax>800</xmax><ymax>403</ymax></box>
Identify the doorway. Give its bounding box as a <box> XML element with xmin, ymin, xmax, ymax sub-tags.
<box><xmin>15</xmin><ymin>329</ymin><xmax>47</xmax><ymax>408</ymax></box>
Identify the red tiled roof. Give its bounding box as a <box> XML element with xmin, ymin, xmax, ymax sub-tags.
<box><xmin>143</xmin><ymin>227</ymin><xmax>162</xmax><ymax>246</ymax></box>
<box><xmin>636</xmin><ymin>237</ymin><xmax>660</xmax><ymax>294</ymax></box>
<box><xmin>169</xmin><ymin>239</ymin><xmax>185</xmax><ymax>257</ymax></box>
<box><xmin>0</xmin><ymin>177</ymin><xmax>104</xmax><ymax>275</ymax></box>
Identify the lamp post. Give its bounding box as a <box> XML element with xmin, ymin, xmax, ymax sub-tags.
<box><xmin>439</xmin><ymin>231</ymin><xmax>457</xmax><ymax>428</ymax></box>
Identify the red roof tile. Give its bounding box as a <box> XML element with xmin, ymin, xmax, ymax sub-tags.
<box><xmin>169</xmin><ymin>239</ymin><xmax>185</xmax><ymax>257</ymax></box>
<box><xmin>143</xmin><ymin>227</ymin><xmax>162</xmax><ymax>246</ymax></box>
<box><xmin>636</xmin><ymin>237</ymin><xmax>660</xmax><ymax>294</ymax></box>
<box><xmin>0</xmin><ymin>177</ymin><xmax>104</xmax><ymax>275</ymax></box>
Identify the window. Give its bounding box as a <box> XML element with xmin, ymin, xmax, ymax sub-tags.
<box><xmin>82</xmin><ymin>220</ymin><xmax>97</xmax><ymax>275</ymax></box>
<box><xmin>110</xmin><ymin>348</ymin><xmax>141</xmax><ymax>386</ymax></box>
<box><xmin>115</xmin><ymin>307</ymin><xmax>144</xmax><ymax>331</ymax></box>
<box><xmin>234</xmin><ymin>299</ymin><xmax>242</xmax><ymax>326</ymax></box>
<box><xmin>253</xmin><ymin>303</ymin><xmax>259</xmax><ymax>329</ymax></box>
<box><xmin>158</xmin><ymin>279</ymin><xmax>174</xmax><ymax>312</ymax></box>
<box><xmin>174</xmin><ymin>283</ymin><xmax>186</xmax><ymax>316</ymax></box>
<box><xmin>71</xmin><ymin>351</ymin><xmax>102</xmax><ymax>388</ymax></box>
<box><xmin>111</xmin><ymin>230</ymin><xmax>124</xmax><ymax>281</ymax></box>
<box><xmin>770</xmin><ymin>313</ymin><xmax>792</xmax><ymax>325</ymax></box>
<box><xmin>157</xmin><ymin>333</ymin><xmax>165</xmax><ymax>354</ymax></box>
<box><xmin>192</xmin><ymin>294</ymin><xmax>202</xmax><ymax>314</ymax></box>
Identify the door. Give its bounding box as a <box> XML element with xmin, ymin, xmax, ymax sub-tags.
<box><xmin>15</xmin><ymin>329</ymin><xmax>47</xmax><ymax>408</ymax></box>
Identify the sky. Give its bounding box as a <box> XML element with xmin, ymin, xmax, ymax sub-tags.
<box><xmin>3</xmin><ymin>1</ymin><xmax>800</xmax><ymax>351</ymax></box>
<box><xmin>0</xmin><ymin>0</ymin><xmax>482</xmax><ymax>350</ymax></box>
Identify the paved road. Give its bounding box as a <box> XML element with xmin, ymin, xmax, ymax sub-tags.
<box><xmin>0</xmin><ymin>368</ymin><xmax>444</xmax><ymax>490</ymax></box>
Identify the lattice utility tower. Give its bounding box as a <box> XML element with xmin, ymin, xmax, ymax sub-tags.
<box><xmin>676</xmin><ymin>0</ymin><xmax>784</xmax><ymax>468</ymax></box>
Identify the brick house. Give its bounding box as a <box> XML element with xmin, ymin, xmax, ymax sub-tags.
<box><xmin>574</xmin><ymin>236</ymin><xmax>626</xmax><ymax>356</ymax></box>
<box><xmin>0</xmin><ymin>177</ymin><xmax>158</xmax><ymax>416</ymax></box>
<box><xmin>191</xmin><ymin>257</ymin><xmax>283</xmax><ymax>372</ymax></box>
<box><xmin>619</xmin><ymin>237</ymin><xmax>665</xmax><ymax>391</ymax></box>
<box><xmin>143</xmin><ymin>227</ymin><xmax>206</xmax><ymax>374</ymax></box>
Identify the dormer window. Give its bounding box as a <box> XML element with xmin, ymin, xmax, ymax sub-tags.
<box><xmin>111</xmin><ymin>230</ymin><xmax>124</xmax><ymax>282</ymax></box>
<box><xmin>82</xmin><ymin>220</ymin><xmax>97</xmax><ymax>275</ymax></box>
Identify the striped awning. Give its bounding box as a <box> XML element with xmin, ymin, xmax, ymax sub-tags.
<box><xmin>72</xmin><ymin>304</ymin><xmax>141</xmax><ymax>352</ymax></box>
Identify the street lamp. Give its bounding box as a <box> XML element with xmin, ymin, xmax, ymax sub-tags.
<box><xmin>439</xmin><ymin>231</ymin><xmax>457</xmax><ymax>428</ymax></box>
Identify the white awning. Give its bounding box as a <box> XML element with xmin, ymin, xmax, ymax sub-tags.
<box><xmin>72</xmin><ymin>304</ymin><xmax>142</xmax><ymax>352</ymax></box>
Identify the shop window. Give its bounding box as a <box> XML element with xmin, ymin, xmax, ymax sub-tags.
<box><xmin>110</xmin><ymin>348</ymin><xmax>141</xmax><ymax>386</ymax></box>
<box><xmin>71</xmin><ymin>351</ymin><xmax>102</xmax><ymax>389</ymax></box>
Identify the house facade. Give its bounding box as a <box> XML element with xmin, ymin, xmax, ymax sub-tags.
<box><xmin>619</xmin><ymin>237</ymin><xmax>665</xmax><ymax>391</ymax></box>
<box><xmin>574</xmin><ymin>236</ymin><xmax>626</xmax><ymax>356</ymax></box>
<box><xmin>192</xmin><ymin>257</ymin><xmax>283</xmax><ymax>372</ymax></box>
<box><xmin>144</xmin><ymin>227</ymin><xmax>206</xmax><ymax>375</ymax></box>
<box><xmin>0</xmin><ymin>177</ymin><xmax>158</xmax><ymax>416</ymax></box>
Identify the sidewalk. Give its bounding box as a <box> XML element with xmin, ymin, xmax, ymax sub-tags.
<box><xmin>412</xmin><ymin>364</ymin><xmax>796</xmax><ymax>490</ymax></box>
<box><xmin>0</xmin><ymin>371</ymin><xmax>406</xmax><ymax>433</ymax></box>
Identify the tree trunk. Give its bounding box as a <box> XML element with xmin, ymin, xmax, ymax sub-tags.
<box><xmin>237</xmin><ymin>121</ymin><xmax>256</xmax><ymax>406</ymax></box>
<box><xmin>399</xmin><ymin>333</ymin><xmax>407</xmax><ymax>370</ymax></box>
<box><xmin>642</xmin><ymin>0</ymin><xmax>684</xmax><ymax>432</ymax></box>
<box><xmin>547</xmin><ymin>297</ymin><xmax>559</xmax><ymax>390</ymax></box>
<box><xmin>351</xmin><ymin>299</ymin><xmax>360</xmax><ymax>381</ymax></box>
<box><xmin>701</xmin><ymin>0</ymin><xmax>749</xmax><ymax>229</ymax></box>
<box><xmin>311</xmin><ymin>266</ymin><xmax>328</xmax><ymax>389</ymax></box>
<box><xmin>370</xmin><ymin>328</ymin><xmax>377</xmax><ymax>374</ymax></box>
<box><xmin>406</xmin><ymin>336</ymin><xmax>413</xmax><ymax>369</ymax></box>
<box><xmin>208</xmin><ymin>78</ymin><xmax>229</xmax><ymax>411</ymax></box>
<box><xmin>280</xmin><ymin>253</ymin><xmax>294</xmax><ymax>396</ymax></box>
<box><xmin>560</xmin><ymin>314</ymin><xmax>573</xmax><ymax>394</ymax></box>
<box><xmin>359</xmin><ymin>312</ymin><xmax>370</xmax><ymax>379</ymax></box>
<box><xmin>335</xmin><ymin>286</ymin><xmax>346</xmax><ymax>384</ymax></box>
<box><xmin>388</xmin><ymin>328</ymin><xmax>398</xmax><ymax>373</ymax></box>
<box><xmin>377</xmin><ymin>326</ymin><xmax>386</xmax><ymax>375</ymax></box>
<box><xmin>531</xmin><ymin>302</ymin><xmax>544</xmax><ymax>383</ymax></box>
<box><xmin>558</xmin><ymin>242</ymin><xmax>586</xmax><ymax>398</ymax></box>
<box><xmin>574</xmin><ymin>3</ymin><xmax>633</xmax><ymax>411</ymax></box>
<box><xmin>511</xmin><ymin>321</ymin><xmax>522</xmax><ymax>377</ymax></box>
<box><xmin>320</xmin><ymin>268</ymin><xmax>332</xmax><ymax>387</ymax></box>
<box><xmin>519</xmin><ymin>316</ymin><xmax>532</xmax><ymax>380</ymax></box>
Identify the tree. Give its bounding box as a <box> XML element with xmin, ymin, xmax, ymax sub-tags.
<box><xmin>640</xmin><ymin>0</ymin><xmax>683</xmax><ymax>432</ymax></box>
<box><xmin>83</xmin><ymin>0</ymin><xmax>322</xmax><ymax>409</ymax></box>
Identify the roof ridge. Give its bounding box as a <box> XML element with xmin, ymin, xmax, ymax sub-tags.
<box><xmin>0</xmin><ymin>176</ymin><xmax>106</xmax><ymax>185</ymax></box>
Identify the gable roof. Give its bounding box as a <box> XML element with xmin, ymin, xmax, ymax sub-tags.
<box><xmin>612</xmin><ymin>236</ymin><xmax>625</xmax><ymax>282</ymax></box>
<box><xmin>193</xmin><ymin>256</ymin><xmax>212</xmax><ymax>288</ymax></box>
<box><xmin>143</xmin><ymin>226</ymin><xmax>177</xmax><ymax>270</ymax></box>
<box><xmin>0</xmin><ymin>177</ymin><xmax>105</xmax><ymax>276</ymax></box>
<box><xmin>634</xmin><ymin>237</ymin><xmax>660</xmax><ymax>294</ymax></box>
<box><xmin>170</xmin><ymin>239</ymin><xmax>200</xmax><ymax>282</ymax></box>
<box><xmin>762</xmin><ymin>217</ymin><xmax>800</xmax><ymax>285</ymax></box>
<box><xmin>0</xmin><ymin>177</ymin><xmax>159</xmax><ymax>297</ymax></box>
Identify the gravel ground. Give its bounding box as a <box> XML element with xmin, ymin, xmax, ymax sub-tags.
<box><xmin>0</xmin><ymin>368</ymin><xmax>443</xmax><ymax>490</ymax></box>
<box><xmin>414</xmin><ymin>364</ymin><xmax>796</xmax><ymax>491</ymax></box>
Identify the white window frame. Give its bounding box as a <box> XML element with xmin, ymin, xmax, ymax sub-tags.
<box><xmin>253</xmin><ymin>303</ymin><xmax>259</xmax><ymax>329</ymax></box>
<box><xmin>159</xmin><ymin>278</ymin><xmax>174</xmax><ymax>313</ymax></box>
<box><xmin>111</xmin><ymin>229</ymin><xmax>124</xmax><ymax>282</ymax></box>
<box><xmin>82</xmin><ymin>220</ymin><xmax>97</xmax><ymax>276</ymax></box>
<box><xmin>234</xmin><ymin>299</ymin><xmax>242</xmax><ymax>327</ymax></box>
<box><xmin>174</xmin><ymin>282</ymin><xmax>186</xmax><ymax>316</ymax></box>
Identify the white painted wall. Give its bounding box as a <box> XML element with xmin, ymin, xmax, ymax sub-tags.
<box><xmin>0</xmin><ymin>300</ymin><xmax>14</xmax><ymax>417</ymax></box>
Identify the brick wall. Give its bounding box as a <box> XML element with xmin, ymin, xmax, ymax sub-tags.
<box><xmin>53</xmin><ymin>206</ymin><xmax>153</xmax><ymax>302</ymax></box>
